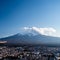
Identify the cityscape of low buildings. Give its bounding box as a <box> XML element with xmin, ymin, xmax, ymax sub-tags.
<box><xmin>0</xmin><ymin>46</ymin><xmax>60</xmax><ymax>60</ymax></box>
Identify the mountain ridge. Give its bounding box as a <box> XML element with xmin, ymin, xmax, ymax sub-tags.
<box><xmin>0</xmin><ymin>33</ymin><xmax>60</xmax><ymax>46</ymax></box>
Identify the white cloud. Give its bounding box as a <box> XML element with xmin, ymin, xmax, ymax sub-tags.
<box><xmin>23</xmin><ymin>27</ymin><xmax>56</xmax><ymax>36</ymax></box>
<box><xmin>24</xmin><ymin>27</ymin><xmax>32</xmax><ymax>30</ymax></box>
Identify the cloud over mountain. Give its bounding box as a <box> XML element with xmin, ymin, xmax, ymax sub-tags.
<box><xmin>23</xmin><ymin>27</ymin><xmax>56</xmax><ymax>36</ymax></box>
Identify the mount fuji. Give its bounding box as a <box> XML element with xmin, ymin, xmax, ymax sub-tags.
<box><xmin>0</xmin><ymin>32</ymin><xmax>60</xmax><ymax>46</ymax></box>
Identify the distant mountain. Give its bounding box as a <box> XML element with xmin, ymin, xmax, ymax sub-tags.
<box><xmin>0</xmin><ymin>33</ymin><xmax>60</xmax><ymax>46</ymax></box>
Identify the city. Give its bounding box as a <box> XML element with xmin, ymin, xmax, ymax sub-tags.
<box><xmin>0</xmin><ymin>46</ymin><xmax>60</xmax><ymax>60</ymax></box>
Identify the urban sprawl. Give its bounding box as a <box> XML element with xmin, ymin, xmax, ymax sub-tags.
<box><xmin>0</xmin><ymin>46</ymin><xmax>60</xmax><ymax>60</ymax></box>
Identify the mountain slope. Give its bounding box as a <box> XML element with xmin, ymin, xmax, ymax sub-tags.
<box><xmin>0</xmin><ymin>33</ymin><xmax>60</xmax><ymax>46</ymax></box>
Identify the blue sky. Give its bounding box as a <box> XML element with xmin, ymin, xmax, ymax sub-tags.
<box><xmin>0</xmin><ymin>0</ymin><xmax>60</xmax><ymax>38</ymax></box>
